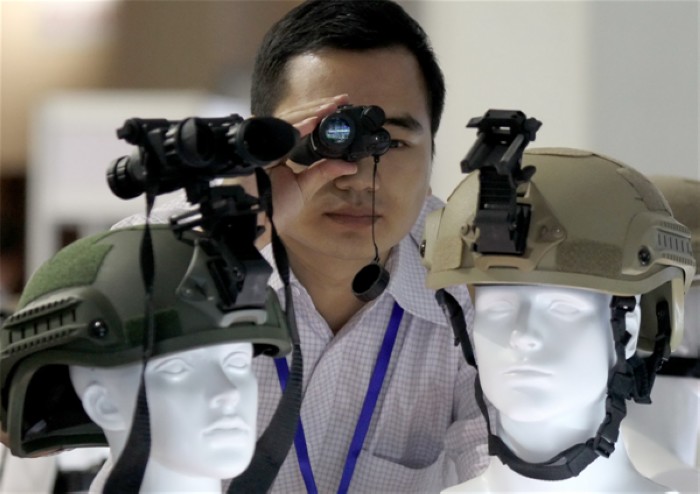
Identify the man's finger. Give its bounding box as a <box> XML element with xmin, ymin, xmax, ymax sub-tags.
<box><xmin>268</xmin><ymin>159</ymin><xmax>357</xmax><ymax>232</ymax></box>
<box><xmin>276</xmin><ymin>94</ymin><xmax>350</xmax><ymax>127</ymax></box>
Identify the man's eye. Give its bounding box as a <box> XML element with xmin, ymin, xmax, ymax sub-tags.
<box><xmin>389</xmin><ymin>140</ymin><xmax>406</xmax><ymax>149</ymax></box>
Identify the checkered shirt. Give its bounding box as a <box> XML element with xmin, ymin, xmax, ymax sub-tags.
<box><xmin>253</xmin><ymin>195</ymin><xmax>488</xmax><ymax>494</ymax></box>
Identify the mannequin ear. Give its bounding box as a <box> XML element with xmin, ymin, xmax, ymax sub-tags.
<box><xmin>624</xmin><ymin>296</ymin><xmax>642</xmax><ymax>359</ymax></box>
<box><xmin>81</xmin><ymin>384</ymin><xmax>129</xmax><ymax>432</ymax></box>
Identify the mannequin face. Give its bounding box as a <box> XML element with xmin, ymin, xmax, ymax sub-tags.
<box><xmin>146</xmin><ymin>342</ymin><xmax>257</xmax><ymax>478</ymax></box>
<box><xmin>473</xmin><ymin>285</ymin><xmax>617</xmax><ymax>422</ymax></box>
<box><xmin>70</xmin><ymin>341</ymin><xmax>257</xmax><ymax>480</ymax></box>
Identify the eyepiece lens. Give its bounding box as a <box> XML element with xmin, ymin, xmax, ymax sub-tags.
<box><xmin>322</xmin><ymin>117</ymin><xmax>353</xmax><ymax>144</ymax></box>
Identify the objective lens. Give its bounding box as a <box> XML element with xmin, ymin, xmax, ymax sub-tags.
<box><xmin>322</xmin><ymin>117</ymin><xmax>353</xmax><ymax>144</ymax></box>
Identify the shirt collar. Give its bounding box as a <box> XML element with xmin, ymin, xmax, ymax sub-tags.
<box><xmin>383</xmin><ymin>224</ymin><xmax>453</xmax><ymax>326</ymax></box>
<box><xmin>260</xmin><ymin>195</ymin><xmax>469</xmax><ymax>327</ymax></box>
<box><xmin>261</xmin><ymin>241</ymin><xmax>292</xmax><ymax>295</ymax></box>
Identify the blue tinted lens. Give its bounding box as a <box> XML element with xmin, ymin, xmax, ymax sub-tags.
<box><xmin>322</xmin><ymin>118</ymin><xmax>352</xmax><ymax>144</ymax></box>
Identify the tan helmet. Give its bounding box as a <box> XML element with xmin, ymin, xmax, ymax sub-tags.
<box><xmin>423</xmin><ymin>148</ymin><xmax>696</xmax><ymax>352</ymax></box>
<box><xmin>649</xmin><ymin>175</ymin><xmax>700</xmax><ymax>287</ymax></box>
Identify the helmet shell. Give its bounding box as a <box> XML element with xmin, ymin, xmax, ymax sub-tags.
<box><xmin>649</xmin><ymin>175</ymin><xmax>700</xmax><ymax>287</ymax></box>
<box><xmin>423</xmin><ymin>148</ymin><xmax>696</xmax><ymax>352</ymax></box>
<box><xmin>1</xmin><ymin>225</ymin><xmax>291</xmax><ymax>456</ymax></box>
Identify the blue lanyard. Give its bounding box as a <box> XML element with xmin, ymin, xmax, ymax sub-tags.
<box><xmin>275</xmin><ymin>302</ymin><xmax>405</xmax><ymax>494</ymax></box>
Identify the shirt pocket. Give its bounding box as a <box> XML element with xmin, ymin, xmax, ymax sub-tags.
<box><xmin>348</xmin><ymin>449</ymin><xmax>457</xmax><ymax>494</ymax></box>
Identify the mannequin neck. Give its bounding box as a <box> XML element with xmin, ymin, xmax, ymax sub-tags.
<box><xmin>496</xmin><ymin>396</ymin><xmax>606</xmax><ymax>463</ymax></box>
<box><xmin>139</xmin><ymin>460</ymin><xmax>222</xmax><ymax>494</ymax></box>
<box><xmin>479</xmin><ymin>446</ymin><xmax>670</xmax><ymax>493</ymax></box>
<box><xmin>471</xmin><ymin>396</ymin><xmax>671</xmax><ymax>492</ymax></box>
<box><xmin>102</xmin><ymin>436</ymin><xmax>222</xmax><ymax>494</ymax></box>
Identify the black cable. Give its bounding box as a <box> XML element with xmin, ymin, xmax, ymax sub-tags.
<box><xmin>371</xmin><ymin>156</ymin><xmax>380</xmax><ymax>263</ymax></box>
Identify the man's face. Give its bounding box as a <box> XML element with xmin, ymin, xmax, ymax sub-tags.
<box><xmin>145</xmin><ymin>342</ymin><xmax>257</xmax><ymax>478</ymax></box>
<box><xmin>275</xmin><ymin>47</ymin><xmax>432</xmax><ymax>262</ymax></box>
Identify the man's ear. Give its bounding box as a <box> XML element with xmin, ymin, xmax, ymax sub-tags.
<box><xmin>624</xmin><ymin>296</ymin><xmax>642</xmax><ymax>359</ymax></box>
<box><xmin>80</xmin><ymin>384</ymin><xmax>129</xmax><ymax>432</ymax></box>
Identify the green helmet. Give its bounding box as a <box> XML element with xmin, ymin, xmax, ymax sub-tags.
<box><xmin>649</xmin><ymin>175</ymin><xmax>700</xmax><ymax>287</ymax></box>
<box><xmin>423</xmin><ymin>148</ymin><xmax>696</xmax><ymax>352</ymax></box>
<box><xmin>1</xmin><ymin>225</ymin><xmax>292</xmax><ymax>457</ymax></box>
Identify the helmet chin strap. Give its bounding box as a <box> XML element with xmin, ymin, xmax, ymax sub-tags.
<box><xmin>103</xmin><ymin>185</ymin><xmax>158</xmax><ymax>494</ymax></box>
<box><xmin>435</xmin><ymin>290</ymin><xmax>671</xmax><ymax>481</ymax></box>
<box><xmin>106</xmin><ymin>172</ymin><xmax>306</xmax><ymax>494</ymax></box>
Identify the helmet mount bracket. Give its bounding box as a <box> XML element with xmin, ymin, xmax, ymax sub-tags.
<box><xmin>460</xmin><ymin>109</ymin><xmax>541</xmax><ymax>256</ymax></box>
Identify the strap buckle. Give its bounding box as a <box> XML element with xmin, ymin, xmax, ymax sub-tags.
<box><xmin>592</xmin><ymin>434</ymin><xmax>616</xmax><ymax>458</ymax></box>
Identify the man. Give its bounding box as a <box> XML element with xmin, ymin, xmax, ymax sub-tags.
<box><xmin>245</xmin><ymin>1</ymin><xmax>486</xmax><ymax>492</ymax></box>
<box><xmin>1</xmin><ymin>1</ymin><xmax>487</xmax><ymax>492</ymax></box>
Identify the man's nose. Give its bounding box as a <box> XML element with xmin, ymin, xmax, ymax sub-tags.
<box><xmin>332</xmin><ymin>156</ymin><xmax>378</xmax><ymax>192</ymax></box>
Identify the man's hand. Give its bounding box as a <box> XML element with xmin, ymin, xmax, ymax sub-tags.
<box><xmin>268</xmin><ymin>94</ymin><xmax>359</xmax><ymax>234</ymax></box>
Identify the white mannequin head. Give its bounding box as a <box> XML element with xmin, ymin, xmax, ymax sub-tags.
<box><xmin>441</xmin><ymin>284</ymin><xmax>678</xmax><ymax>492</ymax></box>
<box><xmin>426</xmin><ymin>151</ymin><xmax>690</xmax><ymax>493</ymax></box>
<box><xmin>474</xmin><ymin>285</ymin><xmax>640</xmax><ymax>424</ymax></box>
<box><xmin>69</xmin><ymin>341</ymin><xmax>257</xmax><ymax>490</ymax></box>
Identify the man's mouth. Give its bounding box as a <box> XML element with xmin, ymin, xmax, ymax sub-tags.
<box><xmin>325</xmin><ymin>208</ymin><xmax>379</xmax><ymax>227</ymax></box>
<box><xmin>325</xmin><ymin>214</ymin><xmax>377</xmax><ymax>227</ymax></box>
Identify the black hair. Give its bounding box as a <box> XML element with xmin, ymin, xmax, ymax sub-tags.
<box><xmin>251</xmin><ymin>0</ymin><xmax>445</xmax><ymax>137</ymax></box>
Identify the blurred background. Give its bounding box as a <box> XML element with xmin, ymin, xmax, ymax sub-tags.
<box><xmin>0</xmin><ymin>1</ymin><xmax>697</xmax><ymax>491</ymax></box>
<box><xmin>1</xmin><ymin>0</ymin><xmax>698</xmax><ymax>308</ymax></box>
